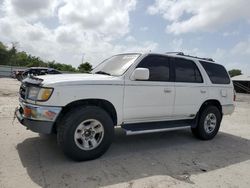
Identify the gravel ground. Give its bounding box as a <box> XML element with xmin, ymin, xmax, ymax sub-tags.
<box><xmin>0</xmin><ymin>77</ymin><xmax>250</xmax><ymax>188</ymax></box>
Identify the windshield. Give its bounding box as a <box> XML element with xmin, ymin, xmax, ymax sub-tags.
<box><xmin>92</xmin><ymin>54</ymin><xmax>140</xmax><ymax>76</ymax></box>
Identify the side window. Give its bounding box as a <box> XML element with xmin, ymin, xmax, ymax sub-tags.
<box><xmin>137</xmin><ymin>55</ymin><xmax>170</xmax><ymax>81</ymax></box>
<box><xmin>49</xmin><ymin>70</ymin><xmax>59</xmax><ymax>74</ymax></box>
<box><xmin>200</xmin><ymin>61</ymin><xmax>230</xmax><ymax>84</ymax></box>
<box><xmin>40</xmin><ymin>69</ymin><xmax>47</xmax><ymax>75</ymax></box>
<box><xmin>52</xmin><ymin>70</ymin><xmax>61</xmax><ymax>74</ymax></box>
<box><xmin>48</xmin><ymin>69</ymin><xmax>54</xmax><ymax>74</ymax></box>
<box><xmin>30</xmin><ymin>69</ymin><xmax>36</xmax><ymax>75</ymax></box>
<box><xmin>175</xmin><ymin>58</ymin><xmax>203</xmax><ymax>83</ymax></box>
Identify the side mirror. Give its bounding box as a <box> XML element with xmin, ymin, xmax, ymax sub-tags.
<box><xmin>131</xmin><ymin>68</ymin><xmax>149</xmax><ymax>81</ymax></box>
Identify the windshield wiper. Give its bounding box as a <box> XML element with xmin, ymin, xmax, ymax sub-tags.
<box><xmin>95</xmin><ymin>71</ymin><xmax>111</xmax><ymax>76</ymax></box>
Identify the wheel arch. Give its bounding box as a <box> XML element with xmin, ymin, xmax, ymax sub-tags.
<box><xmin>54</xmin><ymin>99</ymin><xmax>118</xmax><ymax>133</ymax></box>
<box><xmin>192</xmin><ymin>99</ymin><xmax>222</xmax><ymax>128</ymax></box>
<box><xmin>199</xmin><ymin>99</ymin><xmax>222</xmax><ymax>114</ymax></box>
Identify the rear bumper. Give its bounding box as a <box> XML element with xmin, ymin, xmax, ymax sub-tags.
<box><xmin>222</xmin><ymin>104</ymin><xmax>235</xmax><ymax>115</ymax></box>
<box><xmin>15</xmin><ymin>102</ymin><xmax>62</xmax><ymax>134</ymax></box>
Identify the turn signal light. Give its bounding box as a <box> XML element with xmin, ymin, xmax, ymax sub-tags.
<box><xmin>23</xmin><ymin>107</ymin><xmax>32</xmax><ymax>117</ymax></box>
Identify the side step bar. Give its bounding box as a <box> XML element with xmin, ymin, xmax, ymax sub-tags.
<box><xmin>121</xmin><ymin>120</ymin><xmax>192</xmax><ymax>136</ymax></box>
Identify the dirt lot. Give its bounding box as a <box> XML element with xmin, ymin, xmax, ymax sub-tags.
<box><xmin>0</xmin><ymin>77</ymin><xmax>250</xmax><ymax>188</ymax></box>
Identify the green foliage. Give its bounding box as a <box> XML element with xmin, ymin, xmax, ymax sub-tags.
<box><xmin>228</xmin><ymin>69</ymin><xmax>242</xmax><ymax>77</ymax></box>
<box><xmin>0</xmin><ymin>42</ymin><xmax>8</xmax><ymax>64</ymax></box>
<box><xmin>78</xmin><ymin>62</ymin><xmax>92</xmax><ymax>73</ymax></box>
<box><xmin>0</xmin><ymin>41</ymin><xmax>7</xmax><ymax>50</ymax></box>
<box><xmin>0</xmin><ymin>41</ymin><xmax>90</xmax><ymax>73</ymax></box>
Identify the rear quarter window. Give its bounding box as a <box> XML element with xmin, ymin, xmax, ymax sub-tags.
<box><xmin>200</xmin><ymin>61</ymin><xmax>230</xmax><ymax>84</ymax></box>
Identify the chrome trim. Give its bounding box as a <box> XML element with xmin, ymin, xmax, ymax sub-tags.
<box><xmin>123</xmin><ymin>116</ymin><xmax>194</xmax><ymax>124</ymax></box>
<box><xmin>74</xmin><ymin>119</ymin><xmax>104</xmax><ymax>151</ymax></box>
<box><xmin>20</xmin><ymin>102</ymin><xmax>62</xmax><ymax>122</ymax></box>
<box><xmin>125</xmin><ymin>126</ymin><xmax>190</xmax><ymax>135</ymax></box>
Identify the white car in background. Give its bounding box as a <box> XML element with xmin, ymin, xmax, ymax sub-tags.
<box><xmin>15</xmin><ymin>52</ymin><xmax>235</xmax><ymax>161</ymax></box>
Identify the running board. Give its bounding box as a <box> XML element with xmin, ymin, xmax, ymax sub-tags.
<box><xmin>121</xmin><ymin>120</ymin><xmax>192</xmax><ymax>136</ymax></box>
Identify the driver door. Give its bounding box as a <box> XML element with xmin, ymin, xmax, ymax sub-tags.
<box><xmin>123</xmin><ymin>55</ymin><xmax>175</xmax><ymax>123</ymax></box>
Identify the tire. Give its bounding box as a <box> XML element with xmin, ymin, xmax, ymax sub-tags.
<box><xmin>57</xmin><ymin>106</ymin><xmax>114</xmax><ymax>161</ymax></box>
<box><xmin>38</xmin><ymin>132</ymin><xmax>56</xmax><ymax>137</ymax></box>
<box><xmin>191</xmin><ymin>106</ymin><xmax>222</xmax><ymax>140</ymax></box>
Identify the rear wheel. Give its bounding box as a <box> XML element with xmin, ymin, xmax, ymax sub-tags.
<box><xmin>57</xmin><ymin>106</ymin><xmax>114</xmax><ymax>161</ymax></box>
<box><xmin>192</xmin><ymin>106</ymin><xmax>222</xmax><ymax>140</ymax></box>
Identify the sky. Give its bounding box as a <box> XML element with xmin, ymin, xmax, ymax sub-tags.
<box><xmin>0</xmin><ymin>0</ymin><xmax>250</xmax><ymax>74</ymax></box>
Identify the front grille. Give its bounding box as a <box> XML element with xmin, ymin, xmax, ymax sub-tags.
<box><xmin>19</xmin><ymin>84</ymin><xmax>27</xmax><ymax>99</ymax></box>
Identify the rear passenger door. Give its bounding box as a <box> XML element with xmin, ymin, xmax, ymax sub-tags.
<box><xmin>173</xmin><ymin>58</ymin><xmax>207</xmax><ymax>119</ymax></box>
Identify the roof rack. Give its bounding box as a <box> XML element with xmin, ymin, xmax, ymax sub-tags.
<box><xmin>165</xmin><ymin>52</ymin><xmax>214</xmax><ymax>62</ymax></box>
<box><xmin>165</xmin><ymin>52</ymin><xmax>184</xmax><ymax>55</ymax></box>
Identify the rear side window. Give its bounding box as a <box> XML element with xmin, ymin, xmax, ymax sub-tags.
<box><xmin>137</xmin><ymin>55</ymin><xmax>170</xmax><ymax>81</ymax></box>
<box><xmin>200</xmin><ymin>61</ymin><xmax>230</xmax><ymax>84</ymax></box>
<box><xmin>174</xmin><ymin>58</ymin><xmax>203</xmax><ymax>83</ymax></box>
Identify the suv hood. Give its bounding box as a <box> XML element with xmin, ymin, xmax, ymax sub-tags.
<box><xmin>32</xmin><ymin>73</ymin><xmax>123</xmax><ymax>86</ymax></box>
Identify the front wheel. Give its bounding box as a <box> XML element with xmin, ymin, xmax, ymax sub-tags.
<box><xmin>192</xmin><ymin>106</ymin><xmax>222</xmax><ymax>140</ymax></box>
<box><xmin>57</xmin><ymin>106</ymin><xmax>114</xmax><ymax>161</ymax></box>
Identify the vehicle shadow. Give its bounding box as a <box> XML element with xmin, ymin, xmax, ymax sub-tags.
<box><xmin>16</xmin><ymin>129</ymin><xmax>250</xmax><ymax>187</ymax></box>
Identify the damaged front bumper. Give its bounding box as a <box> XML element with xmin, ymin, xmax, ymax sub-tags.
<box><xmin>15</xmin><ymin>101</ymin><xmax>62</xmax><ymax>134</ymax></box>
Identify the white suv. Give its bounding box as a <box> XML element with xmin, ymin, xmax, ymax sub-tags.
<box><xmin>15</xmin><ymin>52</ymin><xmax>235</xmax><ymax>161</ymax></box>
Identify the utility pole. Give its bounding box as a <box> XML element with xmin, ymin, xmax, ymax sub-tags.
<box><xmin>10</xmin><ymin>42</ymin><xmax>19</xmax><ymax>75</ymax></box>
<box><xmin>81</xmin><ymin>53</ymin><xmax>85</xmax><ymax>64</ymax></box>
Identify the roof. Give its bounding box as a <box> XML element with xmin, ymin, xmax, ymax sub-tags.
<box><xmin>165</xmin><ymin>52</ymin><xmax>214</xmax><ymax>62</ymax></box>
<box><xmin>29</xmin><ymin>67</ymin><xmax>50</xmax><ymax>69</ymax></box>
<box><xmin>232</xmin><ymin>75</ymin><xmax>250</xmax><ymax>81</ymax></box>
<box><xmin>143</xmin><ymin>52</ymin><xmax>215</xmax><ymax>63</ymax></box>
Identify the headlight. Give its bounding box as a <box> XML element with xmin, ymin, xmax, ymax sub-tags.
<box><xmin>27</xmin><ymin>87</ymin><xmax>53</xmax><ymax>101</ymax></box>
<box><xmin>27</xmin><ymin>87</ymin><xmax>40</xmax><ymax>100</ymax></box>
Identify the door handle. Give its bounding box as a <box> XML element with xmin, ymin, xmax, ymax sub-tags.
<box><xmin>200</xmin><ymin>89</ymin><xmax>206</xmax><ymax>94</ymax></box>
<box><xmin>164</xmin><ymin>88</ymin><xmax>172</xmax><ymax>93</ymax></box>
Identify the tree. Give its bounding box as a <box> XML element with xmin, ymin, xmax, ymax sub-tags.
<box><xmin>0</xmin><ymin>42</ymin><xmax>8</xmax><ymax>65</ymax></box>
<box><xmin>78</xmin><ymin>62</ymin><xmax>92</xmax><ymax>73</ymax></box>
<box><xmin>228</xmin><ymin>69</ymin><xmax>242</xmax><ymax>77</ymax></box>
<box><xmin>0</xmin><ymin>40</ymin><xmax>84</xmax><ymax>72</ymax></box>
<box><xmin>0</xmin><ymin>41</ymin><xmax>7</xmax><ymax>51</ymax></box>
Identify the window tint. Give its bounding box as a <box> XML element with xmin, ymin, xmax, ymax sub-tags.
<box><xmin>200</xmin><ymin>61</ymin><xmax>230</xmax><ymax>84</ymax></box>
<box><xmin>175</xmin><ymin>58</ymin><xmax>203</xmax><ymax>83</ymax></box>
<box><xmin>39</xmin><ymin>69</ymin><xmax>47</xmax><ymax>75</ymax></box>
<box><xmin>137</xmin><ymin>55</ymin><xmax>170</xmax><ymax>81</ymax></box>
<box><xmin>31</xmin><ymin>69</ymin><xmax>38</xmax><ymax>75</ymax></box>
<box><xmin>48</xmin><ymin>69</ymin><xmax>60</xmax><ymax>74</ymax></box>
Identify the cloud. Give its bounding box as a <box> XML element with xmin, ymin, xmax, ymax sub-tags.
<box><xmin>148</xmin><ymin>0</ymin><xmax>250</xmax><ymax>34</ymax></box>
<box><xmin>58</xmin><ymin>0</ymin><xmax>136</xmax><ymax>38</ymax></box>
<box><xmin>0</xmin><ymin>0</ymin><xmax>158</xmax><ymax>67</ymax></box>
<box><xmin>171</xmin><ymin>38</ymin><xmax>183</xmax><ymax>51</ymax></box>
<box><xmin>2</xmin><ymin>0</ymin><xmax>59</xmax><ymax>20</ymax></box>
<box><xmin>212</xmin><ymin>46</ymin><xmax>250</xmax><ymax>74</ymax></box>
<box><xmin>125</xmin><ymin>35</ymin><xmax>136</xmax><ymax>43</ymax></box>
<box><xmin>222</xmin><ymin>31</ymin><xmax>239</xmax><ymax>37</ymax></box>
<box><xmin>231</xmin><ymin>39</ymin><xmax>250</xmax><ymax>55</ymax></box>
<box><xmin>140</xmin><ymin>26</ymin><xmax>148</xmax><ymax>31</ymax></box>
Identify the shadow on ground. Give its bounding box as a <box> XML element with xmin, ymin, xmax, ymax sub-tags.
<box><xmin>16</xmin><ymin>129</ymin><xmax>250</xmax><ymax>187</ymax></box>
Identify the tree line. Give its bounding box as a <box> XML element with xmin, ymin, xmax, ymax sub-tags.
<box><xmin>0</xmin><ymin>41</ymin><xmax>243</xmax><ymax>76</ymax></box>
<box><xmin>0</xmin><ymin>41</ymin><xmax>92</xmax><ymax>73</ymax></box>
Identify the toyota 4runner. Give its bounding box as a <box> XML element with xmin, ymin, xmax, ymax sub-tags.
<box><xmin>15</xmin><ymin>52</ymin><xmax>235</xmax><ymax>161</ymax></box>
